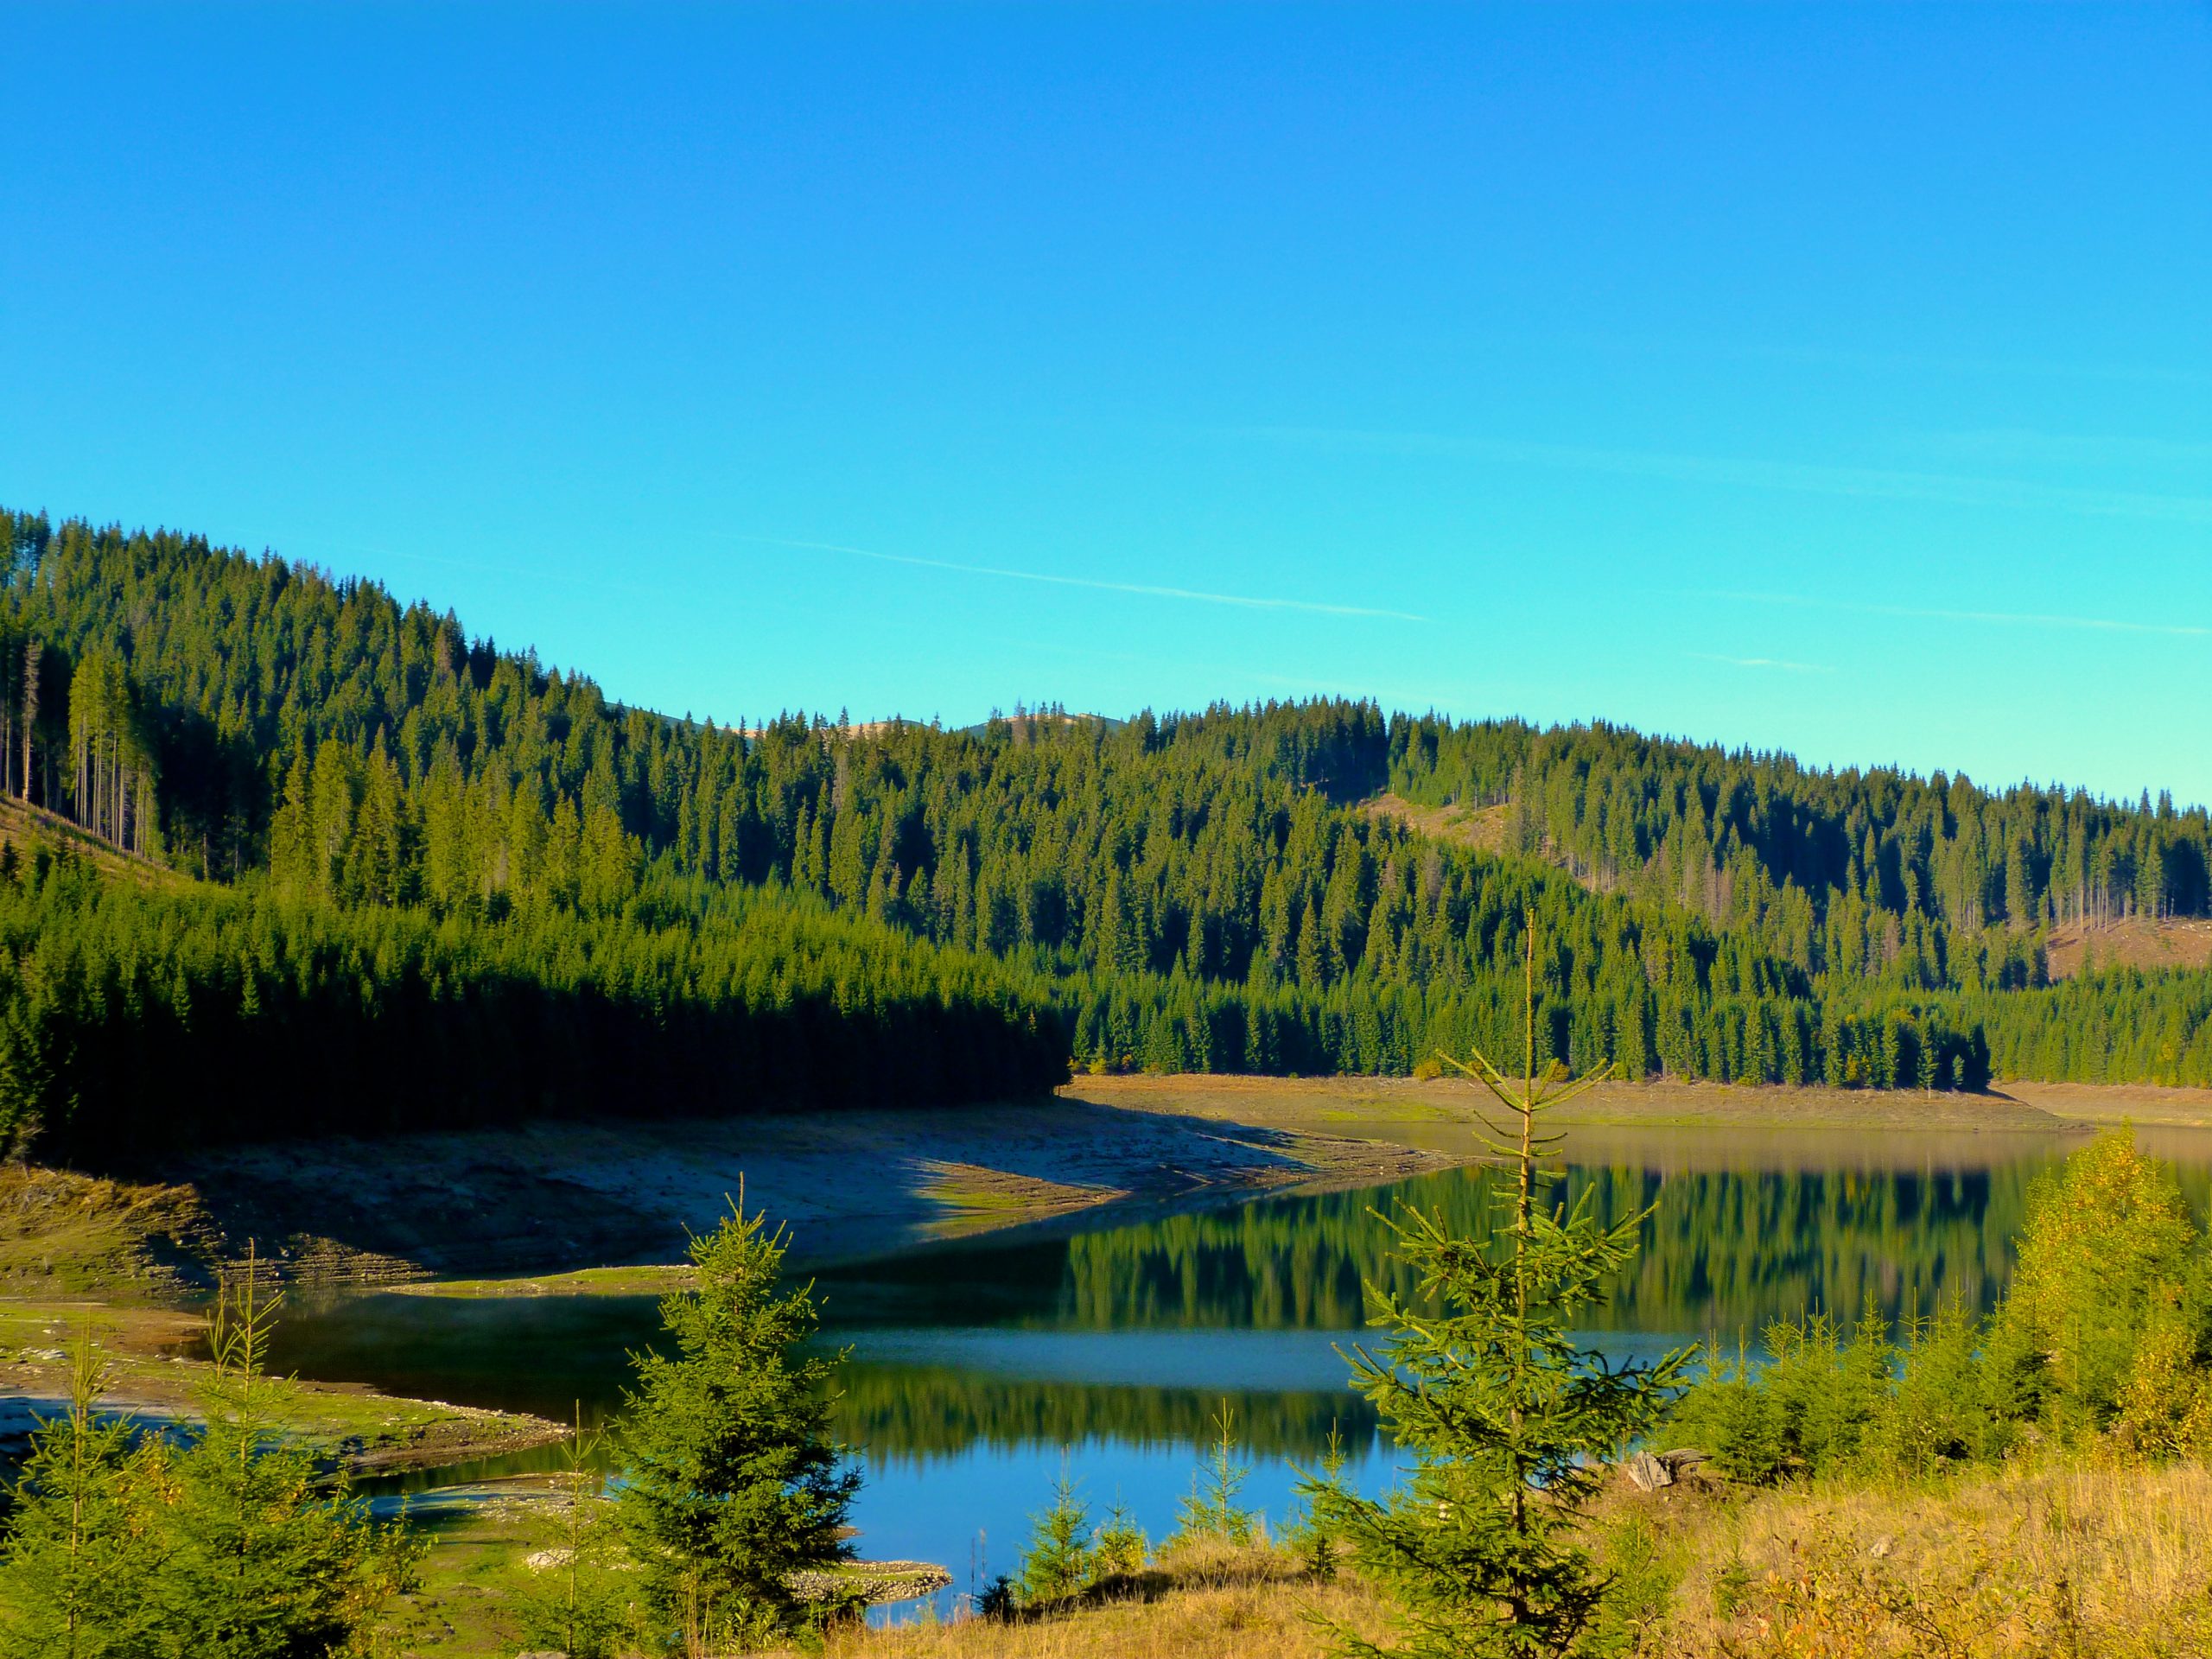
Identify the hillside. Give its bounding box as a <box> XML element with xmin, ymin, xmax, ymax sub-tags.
<box><xmin>2044</xmin><ymin>916</ymin><xmax>2212</xmax><ymax>981</ymax></box>
<box><xmin>0</xmin><ymin>792</ymin><xmax>176</xmax><ymax>889</ymax></box>
<box><xmin>0</xmin><ymin>504</ymin><xmax>2209</xmax><ymax>1152</ymax></box>
<box><xmin>1387</xmin><ymin>714</ymin><xmax>2211</xmax><ymax>934</ymax></box>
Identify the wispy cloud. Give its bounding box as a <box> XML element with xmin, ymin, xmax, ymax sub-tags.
<box><xmin>1683</xmin><ymin>338</ymin><xmax>2212</xmax><ymax>392</ymax></box>
<box><xmin>1218</xmin><ymin>425</ymin><xmax>2212</xmax><ymax>526</ymax></box>
<box><xmin>1710</xmin><ymin>590</ymin><xmax>2212</xmax><ymax>639</ymax></box>
<box><xmin>1911</xmin><ymin>428</ymin><xmax>2212</xmax><ymax>467</ymax></box>
<box><xmin>1688</xmin><ymin>652</ymin><xmax>1834</xmax><ymax>674</ymax></box>
<box><xmin>1511</xmin><ymin>330</ymin><xmax>2212</xmax><ymax>391</ymax></box>
<box><xmin>735</xmin><ymin>535</ymin><xmax>1427</xmax><ymax>621</ymax></box>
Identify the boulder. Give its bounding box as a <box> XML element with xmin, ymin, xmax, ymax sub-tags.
<box><xmin>1621</xmin><ymin>1447</ymin><xmax>1707</xmax><ymax>1491</ymax></box>
<box><xmin>1622</xmin><ymin>1451</ymin><xmax>1672</xmax><ymax>1491</ymax></box>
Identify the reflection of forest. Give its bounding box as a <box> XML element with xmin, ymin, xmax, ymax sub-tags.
<box><xmin>825</xmin><ymin>1149</ymin><xmax>2212</xmax><ymax>1341</ymax></box>
<box><xmin>829</xmin><ymin>1145</ymin><xmax>2212</xmax><ymax>1463</ymax></box>
<box><xmin>833</xmin><ymin>1364</ymin><xmax>1376</xmax><ymax>1464</ymax></box>
<box><xmin>1056</xmin><ymin>1166</ymin><xmax>2032</xmax><ymax>1335</ymax></box>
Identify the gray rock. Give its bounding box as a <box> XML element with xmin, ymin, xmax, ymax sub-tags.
<box><xmin>1623</xmin><ymin>1451</ymin><xmax>1672</xmax><ymax>1491</ymax></box>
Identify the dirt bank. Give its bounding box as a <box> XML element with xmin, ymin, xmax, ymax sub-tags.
<box><xmin>34</xmin><ymin>1096</ymin><xmax>1439</xmax><ymax>1294</ymax></box>
<box><xmin>0</xmin><ymin>1299</ymin><xmax>563</xmax><ymax>1475</ymax></box>
<box><xmin>13</xmin><ymin>1076</ymin><xmax>2208</xmax><ymax>1303</ymax></box>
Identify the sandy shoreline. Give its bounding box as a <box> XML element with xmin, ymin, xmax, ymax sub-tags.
<box><xmin>145</xmin><ymin>1094</ymin><xmax>1446</xmax><ymax>1289</ymax></box>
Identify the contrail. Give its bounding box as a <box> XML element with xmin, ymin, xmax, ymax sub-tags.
<box><xmin>1688</xmin><ymin>652</ymin><xmax>1835</xmax><ymax>673</ymax></box>
<box><xmin>736</xmin><ymin>535</ymin><xmax>1427</xmax><ymax>622</ymax></box>
<box><xmin>1710</xmin><ymin>590</ymin><xmax>2211</xmax><ymax>639</ymax></box>
<box><xmin>1221</xmin><ymin>426</ymin><xmax>2212</xmax><ymax>527</ymax></box>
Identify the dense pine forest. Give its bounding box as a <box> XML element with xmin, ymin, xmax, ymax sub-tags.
<box><xmin>2</xmin><ymin>505</ymin><xmax>2210</xmax><ymax>1160</ymax></box>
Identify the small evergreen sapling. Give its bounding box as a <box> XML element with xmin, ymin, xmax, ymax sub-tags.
<box><xmin>513</xmin><ymin>1406</ymin><xmax>629</xmax><ymax>1659</ymax></box>
<box><xmin>615</xmin><ymin>1198</ymin><xmax>859</xmax><ymax>1645</ymax></box>
<box><xmin>0</xmin><ymin>1325</ymin><xmax>157</xmax><ymax>1659</ymax></box>
<box><xmin>150</xmin><ymin>1249</ymin><xmax>419</xmax><ymax>1659</ymax></box>
<box><xmin>1015</xmin><ymin>1457</ymin><xmax>1096</xmax><ymax>1607</ymax></box>
<box><xmin>1092</xmin><ymin>1499</ymin><xmax>1148</xmax><ymax>1579</ymax></box>
<box><xmin>1319</xmin><ymin>922</ymin><xmax>1693</xmax><ymax>1659</ymax></box>
<box><xmin>1287</xmin><ymin>1421</ymin><xmax>1351</xmax><ymax>1581</ymax></box>
<box><xmin>1172</xmin><ymin>1400</ymin><xmax>1259</xmax><ymax>1548</ymax></box>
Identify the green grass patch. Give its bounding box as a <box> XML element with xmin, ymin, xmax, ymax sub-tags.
<box><xmin>390</xmin><ymin>1264</ymin><xmax>695</xmax><ymax>1300</ymax></box>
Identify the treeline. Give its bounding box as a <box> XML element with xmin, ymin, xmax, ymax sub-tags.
<box><xmin>4</xmin><ymin>505</ymin><xmax>2211</xmax><ymax>1106</ymax></box>
<box><xmin>0</xmin><ymin>850</ymin><xmax>1066</xmax><ymax>1165</ymax></box>
<box><xmin>0</xmin><ymin>525</ymin><xmax>162</xmax><ymax>858</ymax></box>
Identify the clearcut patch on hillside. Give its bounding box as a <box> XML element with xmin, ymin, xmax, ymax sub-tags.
<box><xmin>1358</xmin><ymin>792</ymin><xmax>1510</xmax><ymax>854</ymax></box>
<box><xmin>2044</xmin><ymin>918</ymin><xmax>2212</xmax><ymax>980</ymax></box>
<box><xmin>0</xmin><ymin>794</ymin><xmax>177</xmax><ymax>889</ymax></box>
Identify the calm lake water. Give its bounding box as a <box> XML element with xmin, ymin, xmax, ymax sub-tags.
<box><xmin>264</xmin><ymin>1119</ymin><xmax>2212</xmax><ymax>1615</ymax></box>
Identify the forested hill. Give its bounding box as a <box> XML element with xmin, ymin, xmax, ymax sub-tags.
<box><xmin>1389</xmin><ymin>718</ymin><xmax>2212</xmax><ymax>936</ymax></box>
<box><xmin>2</xmin><ymin>505</ymin><xmax>2210</xmax><ymax>1160</ymax></box>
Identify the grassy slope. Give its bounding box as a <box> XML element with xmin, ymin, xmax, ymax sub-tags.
<box><xmin>2044</xmin><ymin>915</ymin><xmax>2212</xmax><ymax>980</ymax></box>
<box><xmin>0</xmin><ymin>794</ymin><xmax>179</xmax><ymax>889</ymax></box>
<box><xmin>371</xmin><ymin>1457</ymin><xmax>2212</xmax><ymax>1657</ymax></box>
<box><xmin>802</xmin><ymin>1463</ymin><xmax>2206</xmax><ymax>1659</ymax></box>
<box><xmin>0</xmin><ymin>1166</ymin><xmax>219</xmax><ymax>1298</ymax></box>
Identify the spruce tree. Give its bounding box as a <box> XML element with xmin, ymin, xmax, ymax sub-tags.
<box><xmin>1171</xmin><ymin>1400</ymin><xmax>1258</xmax><ymax>1547</ymax></box>
<box><xmin>1319</xmin><ymin>920</ymin><xmax>1693</xmax><ymax>1659</ymax></box>
<box><xmin>1014</xmin><ymin>1458</ymin><xmax>1096</xmax><ymax>1607</ymax></box>
<box><xmin>1287</xmin><ymin>1420</ymin><xmax>1352</xmax><ymax>1581</ymax></box>
<box><xmin>512</xmin><ymin>1407</ymin><xmax>629</xmax><ymax>1659</ymax></box>
<box><xmin>1092</xmin><ymin>1498</ymin><xmax>1148</xmax><ymax>1579</ymax></box>
<box><xmin>148</xmin><ymin>1253</ymin><xmax>417</xmax><ymax>1659</ymax></box>
<box><xmin>615</xmin><ymin>1198</ymin><xmax>859</xmax><ymax>1643</ymax></box>
<box><xmin>0</xmin><ymin>1326</ymin><xmax>158</xmax><ymax>1658</ymax></box>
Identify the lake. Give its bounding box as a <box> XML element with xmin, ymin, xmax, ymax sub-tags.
<box><xmin>264</xmin><ymin>1118</ymin><xmax>2212</xmax><ymax>1614</ymax></box>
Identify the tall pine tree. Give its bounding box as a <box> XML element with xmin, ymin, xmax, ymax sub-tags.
<box><xmin>1319</xmin><ymin>920</ymin><xmax>1693</xmax><ymax>1658</ymax></box>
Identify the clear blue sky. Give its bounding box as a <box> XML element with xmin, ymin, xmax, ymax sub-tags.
<box><xmin>4</xmin><ymin>3</ymin><xmax>2208</xmax><ymax>801</ymax></box>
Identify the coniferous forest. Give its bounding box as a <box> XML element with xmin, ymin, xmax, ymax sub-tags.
<box><xmin>3</xmin><ymin>505</ymin><xmax>2212</xmax><ymax>1160</ymax></box>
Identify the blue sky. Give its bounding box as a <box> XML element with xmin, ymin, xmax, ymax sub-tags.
<box><xmin>4</xmin><ymin>3</ymin><xmax>2208</xmax><ymax>801</ymax></box>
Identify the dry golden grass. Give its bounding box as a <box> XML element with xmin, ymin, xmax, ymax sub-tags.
<box><xmin>0</xmin><ymin>794</ymin><xmax>181</xmax><ymax>889</ymax></box>
<box><xmin>763</xmin><ymin>1463</ymin><xmax>2212</xmax><ymax>1659</ymax></box>
<box><xmin>1637</xmin><ymin>1459</ymin><xmax>2212</xmax><ymax>1657</ymax></box>
<box><xmin>0</xmin><ymin>1163</ymin><xmax>215</xmax><ymax>1295</ymax></box>
<box><xmin>794</xmin><ymin>1541</ymin><xmax>1393</xmax><ymax>1659</ymax></box>
<box><xmin>1357</xmin><ymin>793</ymin><xmax>1510</xmax><ymax>856</ymax></box>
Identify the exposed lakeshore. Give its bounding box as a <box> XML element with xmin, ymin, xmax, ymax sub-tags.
<box><xmin>15</xmin><ymin>1074</ymin><xmax>2212</xmax><ymax>1304</ymax></box>
<box><xmin>5</xmin><ymin>1075</ymin><xmax>2209</xmax><ymax>1478</ymax></box>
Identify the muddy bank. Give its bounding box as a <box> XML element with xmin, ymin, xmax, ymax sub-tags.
<box><xmin>67</xmin><ymin>1096</ymin><xmax>1440</xmax><ymax>1290</ymax></box>
<box><xmin>0</xmin><ymin>1299</ymin><xmax>563</xmax><ymax>1475</ymax></box>
<box><xmin>13</xmin><ymin>1076</ymin><xmax>2204</xmax><ymax>1302</ymax></box>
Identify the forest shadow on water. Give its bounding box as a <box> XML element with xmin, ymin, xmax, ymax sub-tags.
<box><xmin>271</xmin><ymin>1122</ymin><xmax>2212</xmax><ymax>1594</ymax></box>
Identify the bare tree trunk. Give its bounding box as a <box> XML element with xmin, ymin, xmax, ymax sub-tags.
<box><xmin>20</xmin><ymin>640</ymin><xmax>38</xmax><ymax>806</ymax></box>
